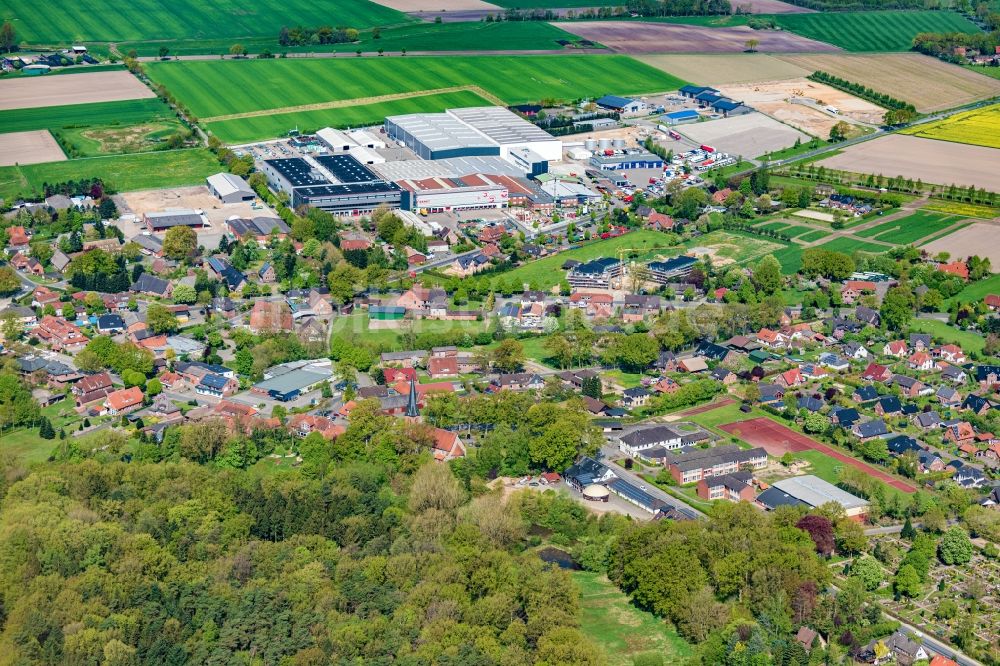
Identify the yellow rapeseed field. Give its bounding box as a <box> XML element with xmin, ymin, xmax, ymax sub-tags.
<box><xmin>902</xmin><ymin>103</ymin><xmax>1000</xmax><ymax>149</ymax></box>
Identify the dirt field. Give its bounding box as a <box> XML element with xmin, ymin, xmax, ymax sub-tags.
<box><xmin>0</xmin><ymin>130</ymin><xmax>67</xmax><ymax>166</ymax></box>
<box><xmin>638</xmin><ymin>54</ymin><xmax>809</xmax><ymax>86</ymax></box>
<box><xmin>717</xmin><ymin>78</ymin><xmax>883</xmax><ymax>137</ymax></box>
<box><xmin>775</xmin><ymin>53</ymin><xmax>1000</xmax><ymax>113</ymax></box>
<box><xmin>555</xmin><ymin>21</ymin><xmax>839</xmax><ymax>54</ymax></box>
<box><xmin>0</xmin><ymin>71</ymin><xmax>155</xmax><ymax>111</ymax></box>
<box><xmin>369</xmin><ymin>0</ymin><xmax>500</xmax><ymax>9</ymax></box>
<box><xmin>923</xmin><ymin>222</ymin><xmax>1000</xmax><ymax>265</ymax></box>
<box><xmin>735</xmin><ymin>0</ymin><xmax>815</xmax><ymax>12</ymax></box>
<box><xmin>719</xmin><ymin>417</ymin><xmax>916</xmax><ymax>492</ymax></box>
<box><xmin>794</xmin><ymin>209</ymin><xmax>834</xmax><ymax>222</ymax></box>
<box><xmin>677</xmin><ymin>112</ymin><xmax>810</xmax><ymax>157</ymax></box>
<box><xmin>817</xmin><ymin>134</ymin><xmax>1000</xmax><ymax>191</ymax></box>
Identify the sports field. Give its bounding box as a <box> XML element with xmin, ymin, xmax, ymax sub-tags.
<box><xmin>774</xmin><ymin>11</ymin><xmax>980</xmax><ymax>52</ymax></box>
<box><xmin>147</xmin><ymin>55</ymin><xmax>687</xmax><ymax>119</ymax></box>
<box><xmin>854</xmin><ymin>210</ymin><xmax>963</xmax><ymax>245</ymax></box>
<box><xmin>206</xmin><ymin>90</ymin><xmax>492</xmax><ymax>144</ymax></box>
<box><xmin>0</xmin><ymin>0</ymin><xmax>409</xmax><ymax>44</ymax></box>
<box><xmin>901</xmin><ymin>103</ymin><xmax>1000</xmax><ymax>150</ymax></box>
<box><xmin>0</xmin><ymin>149</ymin><xmax>219</xmax><ymax>202</ymax></box>
<box><xmin>718</xmin><ymin>417</ymin><xmax>916</xmax><ymax>492</ymax></box>
<box><xmin>122</xmin><ymin>21</ymin><xmax>586</xmax><ymax>57</ymax></box>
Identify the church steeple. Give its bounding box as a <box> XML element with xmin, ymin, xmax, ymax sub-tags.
<box><xmin>405</xmin><ymin>376</ymin><xmax>419</xmax><ymax>419</ymax></box>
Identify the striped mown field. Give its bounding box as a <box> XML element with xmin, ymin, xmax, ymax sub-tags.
<box><xmin>0</xmin><ymin>0</ymin><xmax>408</xmax><ymax>44</ymax></box>
<box><xmin>775</xmin><ymin>11</ymin><xmax>980</xmax><ymax>52</ymax></box>
<box><xmin>148</xmin><ymin>55</ymin><xmax>688</xmax><ymax>119</ymax></box>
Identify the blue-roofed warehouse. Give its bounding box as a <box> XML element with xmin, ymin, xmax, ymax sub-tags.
<box><xmin>661</xmin><ymin>109</ymin><xmax>700</xmax><ymax>125</ymax></box>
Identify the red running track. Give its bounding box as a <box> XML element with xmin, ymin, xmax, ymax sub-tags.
<box><xmin>719</xmin><ymin>417</ymin><xmax>916</xmax><ymax>493</ymax></box>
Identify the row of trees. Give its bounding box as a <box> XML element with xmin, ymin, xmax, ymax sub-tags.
<box><xmin>277</xmin><ymin>25</ymin><xmax>360</xmax><ymax>47</ymax></box>
<box><xmin>808</xmin><ymin>71</ymin><xmax>917</xmax><ymax>120</ymax></box>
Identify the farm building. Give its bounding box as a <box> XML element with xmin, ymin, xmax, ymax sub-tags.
<box><xmin>385</xmin><ymin>106</ymin><xmax>561</xmax><ymax>163</ymax></box>
<box><xmin>679</xmin><ymin>85</ymin><xmax>720</xmax><ymax>99</ymax></box>
<box><xmin>712</xmin><ymin>99</ymin><xmax>753</xmax><ymax>117</ymax></box>
<box><xmin>662</xmin><ymin>109</ymin><xmax>700</xmax><ymax>125</ymax></box>
<box><xmin>594</xmin><ymin>95</ymin><xmax>646</xmax><ymax>114</ymax></box>
<box><xmin>206</xmin><ymin>172</ymin><xmax>255</xmax><ymax>203</ymax></box>
<box><xmin>261</xmin><ymin>155</ymin><xmax>400</xmax><ymax>214</ymax></box>
<box><xmin>143</xmin><ymin>210</ymin><xmax>208</xmax><ymax>232</ymax></box>
<box><xmin>397</xmin><ymin>174</ymin><xmax>508</xmax><ymax>213</ymax></box>
<box><xmin>771</xmin><ymin>475</ymin><xmax>869</xmax><ymax>520</ymax></box>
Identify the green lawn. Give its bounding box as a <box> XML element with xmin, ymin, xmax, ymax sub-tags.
<box><xmin>0</xmin><ymin>98</ymin><xmax>175</xmax><ymax>135</ymax></box>
<box><xmin>854</xmin><ymin>211</ymin><xmax>961</xmax><ymax>245</ymax></box>
<box><xmin>907</xmin><ymin>317</ymin><xmax>986</xmax><ymax>354</ymax></box>
<box><xmin>0</xmin><ymin>0</ymin><xmax>409</xmax><ymax>45</ymax></box>
<box><xmin>331</xmin><ymin>313</ymin><xmax>487</xmax><ymax>349</ymax></box>
<box><xmin>0</xmin><ymin>400</ymin><xmax>84</xmax><ymax>465</ymax></box>
<box><xmin>121</xmin><ymin>21</ymin><xmax>587</xmax><ymax>57</ymax></box>
<box><xmin>797</xmin><ymin>229</ymin><xmax>830</xmax><ymax>242</ymax></box>
<box><xmin>495</xmin><ymin>230</ymin><xmax>680</xmax><ymax>290</ymax></box>
<box><xmin>965</xmin><ymin>65</ymin><xmax>1000</xmax><ymax>81</ymax></box>
<box><xmin>572</xmin><ymin>571</ymin><xmax>692</xmax><ymax>666</ymax></box>
<box><xmin>206</xmin><ymin>90</ymin><xmax>492</xmax><ymax>144</ymax></box>
<box><xmin>774</xmin><ymin>10</ymin><xmax>980</xmax><ymax>52</ymax></box>
<box><xmin>0</xmin><ymin>149</ymin><xmax>220</xmax><ymax>201</ymax></box>
<box><xmin>945</xmin><ymin>272</ymin><xmax>1000</xmax><ymax>306</ymax></box>
<box><xmin>759</xmin><ymin>138</ymin><xmax>825</xmax><ymax>162</ymax></box>
<box><xmin>146</xmin><ymin>55</ymin><xmax>688</xmax><ymax>119</ymax></box>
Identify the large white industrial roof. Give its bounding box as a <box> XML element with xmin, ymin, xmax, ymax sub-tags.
<box><xmin>386</xmin><ymin>112</ymin><xmax>495</xmax><ymax>152</ymax></box>
<box><xmin>448</xmin><ymin>106</ymin><xmax>559</xmax><ymax>145</ymax></box>
<box><xmin>369</xmin><ymin>155</ymin><xmax>526</xmax><ymax>182</ymax></box>
<box><xmin>773</xmin><ymin>475</ymin><xmax>869</xmax><ymax>511</ymax></box>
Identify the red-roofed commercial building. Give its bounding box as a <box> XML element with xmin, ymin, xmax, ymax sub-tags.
<box><xmin>396</xmin><ymin>174</ymin><xmax>508</xmax><ymax>213</ymax></box>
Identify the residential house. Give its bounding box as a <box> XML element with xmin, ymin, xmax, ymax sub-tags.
<box><xmin>288</xmin><ymin>414</ymin><xmax>344</xmax><ymax>440</ymax></box>
<box><xmin>622</xmin><ymin>387</ymin><xmax>652</xmax><ymax>408</ymax></box>
<box><xmin>819</xmin><ymin>352</ymin><xmax>850</xmax><ymax>371</ymax></box>
<box><xmin>130</xmin><ymin>273</ymin><xmax>172</xmax><ymax>298</ymax></box>
<box><xmin>843</xmin><ymin>342</ymin><xmax>869</xmax><ymax>360</ymax></box>
<box><xmin>883</xmin><ymin>340</ymin><xmax>908</xmax><ymax>358</ymax></box>
<box><xmin>962</xmin><ymin>394</ymin><xmax>994</xmax><ymax>415</ymax></box>
<box><xmin>34</xmin><ymin>315</ymin><xmax>88</xmax><ymax>352</ymax></box>
<box><xmin>910</xmin><ymin>333</ymin><xmax>932</xmax><ymax>352</ymax></box>
<box><xmin>830</xmin><ymin>407</ymin><xmax>860</xmax><ymax>427</ymax></box>
<box><xmin>853</xmin><ymin>419</ymin><xmax>888</xmax><ymax>440</ymax></box>
<box><xmin>907</xmin><ymin>351</ymin><xmax>934</xmax><ymax>372</ymax></box>
<box><xmin>257</xmin><ymin>262</ymin><xmax>276</xmax><ymax>283</ymax></box>
<box><xmin>940</xmin><ymin>364</ymin><xmax>967</xmax><ymax>384</ymax></box>
<box><xmin>776</xmin><ymin>368</ymin><xmax>804</xmax><ymax>388</ymax></box>
<box><xmin>380</xmin><ymin>350</ymin><xmax>427</xmax><ymax>368</ymax></box>
<box><xmin>914</xmin><ymin>411</ymin><xmax>942</xmax><ymax>429</ymax></box>
<box><xmin>492</xmin><ymin>373</ymin><xmax>544</xmax><ymax>392</ymax></box>
<box><xmin>431</xmin><ymin>428</ymin><xmax>466</xmax><ymax>461</ymax></box>
<box><xmin>986</xmin><ymin>294</ymin><xmax>1000</xmax><ymax>311</ymax></box>
<box><xmin>937</xmin><ymin>385</ymin><xmax>962</xmax><ymax>407</ymax></box>
<box><xmin>757</xmin><ymin>328</ymin><xmax>789</xmax><ymax>349</ymax></box>
<box><xmin>31</xmin><ymin>286</ymin><xmax>61</xmax><ymax>308</ymax></box>
<box><xmin>954</xmin><ymin>466</ymin><xmax>987</xmax><ymax>488</ymax></box>
<box><xmin>918</xmin><ymin>450</ymin><xmax>946</xmax><ymax>473</ymax></box>
<box><xmin>696</xmin><ymin>341</ymin><xmax>734</xmax><ymax>364</ymax></box>
<box><xmin>196</xmin><ymin>373</ymin><xmax>239</xmax><ymax>398</ymax></box>
<box><xmin>944</xmin><ymin>421</ymin><xmax>977</xmax><ymax>446</ymax></box>
<box><xmin>977</xmin><ymin>364</ymin><xmax>1000</xmax><ymax>390</ymax></box>
<box><xmin>875</xmin><ymin>395</ymin><xmax>902</xmax><ymax>417</ymax></box>
<box><xmin>887</xmin><ymin>435</ymin><xmax>922</xmax><ymax>456</ymax></box>
<box><xmin>938</xmin><ymin>260</ymin><xmax>969</xmax><ymax>280</ymax></box>
<box><xmin>11</xmin><ymin>253</ymin><xmax>44</xmax><ymax>276</ymax></box>
<box><xmin>841</xmin><ymin>280</ymin><xmax>876</xmax><ymax>304</ymax></box>
<box><xmin>428</xmin><ymin>355</ymin><xmax>459</xmax><ymax>378</ymax></box>
<box><xmin>710</xmin><ymin>367</ymin><xmax>737</xmax><ymax>385</ymax></box>
<box><xmin>103</xmin><ymin>386</ymin><xmax>144</xmax><ymax>416</ymax></box>
<box><xmin>798</xmin><ymin>396</ymin><xmax>824</xmax><ymax>412</ymax></box>
<box><xmin>623</xmin><ymin>294</ymin><xmax>661</xmax><ymax>322</ymax></box>
<box><xmin>855</xmin><ymin>306</ymin><xmax>880</xmax><ymax>327</ymax></box>
<box><xmin>678</xmin><ymin>356</ymin><xmax>709</xmax><ymax>373</ymax></box>
<box><xmin>854</xmin><ymin>385</ymin><xmax>880</xmax><ymax>402</ymax></box>
<box><xmin>935</xmin><ymin>344</ymin><xmax>966</xmax><ymax>364</ymax></box>
<box><xmin>891</xmin><ymin>374</ymin><xmax>925</xmax><ymax>398</ymax></box>
<box><xmin>96</xmin><ymin>313</ymin><xmax>125</xmax><ymax>334</ymax></box>
<box><xmin>861</xmin><ymin>363</ymin><xmax>892</xmax><ymax>382</ymax></box>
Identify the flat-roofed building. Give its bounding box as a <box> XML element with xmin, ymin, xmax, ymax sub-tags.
<box><xmin>567</xmin><ymin>257</ymin><xmax>623</xmax><ymax>289</ymax></box>
<box><xmin>648</xmin><ymin>256</ymin><xmax>698</xmax><ymax>285</ymax></box>
<box><xmin>397</xmin><ymin>174</ymin><xmax>508</xmax><ymax>212</ymax></box>
<box><xmin>261</xmin><ymin>155</ymin><xmax>400</xmax><ymax>214</ymax></box>
<box><xmin>143</xmin><ymin>210</ymin><xmax>208</xmax><ymax>232</ymax></box>
<box><xmin>771</xmin><ymin>475</ymin><xmax>869</xmax><ymax>520</ymax></box>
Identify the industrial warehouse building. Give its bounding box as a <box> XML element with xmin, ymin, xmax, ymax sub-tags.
<box><xmin>385</xmin><ymin>106</ymin><xmax>561</xmax><ymax>163</ymax></box>
<box><xmin>261</xmin><ymin>154</ymin><xmax>400</xmax><ymax>214</ymax></box>
<box><xmin>398</xmin><ymin>174</ymin><xmax>509</xmax><ymax>213</ymax></box>
<box><xmin>590</xmin><ymin>152</ymin><xmax>664</xmax><ymax>171</ymax></box>
<box><xmin>143</xmin><ymin>210</ymin><xmax>209</xmax><ymax>232</ymax></box>
<box><xmin>206</xmin><ymin>172</ymin><xmax>255</xmax><ymax>203</ymax></box>
<box><xmin>763</xmin><ymin>475</ymin><xmax>869</xmax><ymax>519</ymax></box>
<box><xmin>252</xmin><ymin>359</ymin><xmax>333</xmax><ymax>402</ymax></box>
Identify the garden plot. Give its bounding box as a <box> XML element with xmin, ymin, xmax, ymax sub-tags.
<box><xmin>717</xmin><ymin>78</ymin><xmax>883</xmax><ymax>137</ymax></box>
<box><xmin>677</xmin><ymin>113</ymin><xmax>810</xmax><ymax>158</ymax></box>
<box><xmin>637</xmin><ymin>54</ymin><xmax>809</xmax><ymax>86</ymax></box>
<box><xmin>922</xmin><ymin>222</ymin><xmax>1000</xmax><ymax>265</ymax></box>
<box><xmin>0</xmin><ymin>130</ymin><xmax>66</xmax><ymax>167</ymax></box>
<box><xmin>553</xmin><ymin>21</ymin><xmax>839</xmax><ymax>54</ymax></box>
<box><xmin>775</xmin><ymin>53</ymin><xmax>1000</xmax><ymax>113</ymax></box>
<box><xmin>817</xmin><ymin>134</ymin><xmax>1000</xmax><ymax>192</ymax></box>
<box><xmin>0</xmin><ymin>71</ymin><xmax>154</xmax><ymax>111</ymax></box>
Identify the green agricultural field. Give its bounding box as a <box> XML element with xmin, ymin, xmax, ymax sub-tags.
<box><xmin>945</xmin><ymin>272</ymin><xmax>1000</xmax><ymax>306</ymax></box>
<box><xmin>206</xmin><ymin>90</ymin><xmax>492</xmax><ymax>144</ymax></box>
<box><xmin>797</xmin><ymin>229</ymin><xmax>830</xmax><ymax>242</ymax></box>
<box><xmin>966</xmin><ymin>65</ymin><xmax>1000</xmax><ymax>81</ymax></box>
<box><xmin>855</xmin><ymin>211</ymin><xmax>961</xmax><ymax>245</ymax></box>
<box><xmin>496</xmin><ymin>230</ymin><xmax>680</xmax><ymax>290</ymax></box>
<box><xmin>775</xmin><ymin>11</ymin><xmax>980</xmax><ymax>52</ymax></box>
<box><xmin>146</xmin><ymin>55</ymin><xmax>687</xmax><ymax>119</ymax></box>
<box><xmin>817</xmin><ymin>237</ymin><xmax>892</xmax><ymax>255</ymax></box>
<box><xmin>121</xmin><ymin>21</ymin><xmax>586</xmax><ymax>57</ymax></box>
<box><xmin>572</xmin><ymin>571</ymin><xmax>692</xmax><ymax>666</ymax></box>
<box><xmin>0</xmin><ymin>98</ymin><xmax>183</xmax><ymax>157</ymax></box>
<box><xmin>0</xmin><ymin>0</ymin><xmax>408</xmax><ymax>45</ymax></box>
<box><xmin>0</xmin><ymin>149</ymin><xmax>219</xmax><ymax>201</ymax></box>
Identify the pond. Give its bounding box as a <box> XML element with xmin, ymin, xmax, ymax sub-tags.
<box><xmin>537</xmin><ymin>546</ymin><xmax>580</xmax><ymax>570</ymax></box>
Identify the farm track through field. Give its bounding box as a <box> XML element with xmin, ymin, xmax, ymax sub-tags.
<box><xmin>719</xmin><ymin>417</ymin><xmax>917</xmax><ymax>492</ymax></box>
<box><xmin>200</xmin><ymin>85</ymin><xmax>507</xmax><ymax>123</ymax></box>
